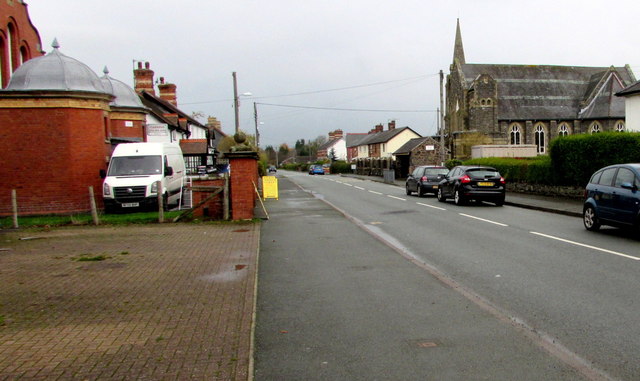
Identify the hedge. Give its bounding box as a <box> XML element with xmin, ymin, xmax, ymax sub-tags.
<box><xmin>463</xmin><ymin>156</ymin><xmax>552</xmax><ymax>184</ymax></box>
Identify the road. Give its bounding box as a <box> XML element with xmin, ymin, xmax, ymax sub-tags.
<box><xmin>257</xmin><ymin>171</ymin><xmax>640</xmax><ymax>381</ymax></box>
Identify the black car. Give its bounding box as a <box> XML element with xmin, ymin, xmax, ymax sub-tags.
<box><xmin>405</xmin><ymin>165</ymin><xmax>449</xmax><ymax>197</ymax></box>
<box><xmin>583</xmin><ymin>163</ymin><xmax>640</xmax><ymax>232</ymax></box>
<box><xmin>437</xmin><ymin>165</ymin><xmax>505</xmax><ymax>206</ymax></box>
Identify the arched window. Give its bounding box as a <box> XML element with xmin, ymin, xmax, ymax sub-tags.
<box><xmin>480</xmin><ymin>99</ymin><xmax>486</xmax><ymax>106</ymax></box>
<box><xmin>615</xmin><ymin>121</ymin><xmax>625</xmax><ymax>132</ymax></box>
<box><xmin>534</xmin><ymin>124</ymin><xmax>546</xmax><ymax>154</ymax></box>
<box><xmin>486</xmin><ymin>99</ymin><xmax>492</xmax><ymax>106</ymax></box>
<box><xmin>0</xmin><ymin>37</ymin><xmax>5</xmax><ymax>87</ymax></box>
<box><xmin>7</xmin><ymin>23</ymin><xmax>17</xmax><ymax>72</ymax></box>
<box><xmin>509</xmin><ymin>123</ymin><xmax>522</xmax><ymax>145</ymax></box>
<box><xmin>558</xmin><ymin>123</ymin><xmax>571</xmax><ymax>137</ymax></box>
<box><xmin>590</xmin><ymin>122</ymin><xmax>602</xmax><ymax>134</ymax></box>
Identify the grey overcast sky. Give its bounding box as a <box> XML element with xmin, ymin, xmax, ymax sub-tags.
<box><xmin>26</xmin><ymin>0</ymin><xmax>640</xmax><ymax>148</ymax></box>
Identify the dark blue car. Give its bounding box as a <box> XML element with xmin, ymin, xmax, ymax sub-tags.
<box><xmin>583</xmin><ymin>163</ymin><xmax>640</xmax><ymax>232</ymax></box>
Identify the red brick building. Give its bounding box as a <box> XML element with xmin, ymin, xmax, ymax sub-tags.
<box><xmin>0</xmin><ymin>0</ymin><xmax>43</xmax><ymax>88</ymax></box>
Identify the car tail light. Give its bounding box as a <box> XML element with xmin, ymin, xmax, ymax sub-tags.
<box><xmin>460</xmin><ymin>175</ymin><xmax>471</xmax><ymax>184</ymax></box>
<box><xmin>500</xmin><ymin>177</ymin><xmax>506</xmax><ymax>184</ymax></box>
<box><xmin>420</xmin><ymin>176</ymin><xmax>428</xmax><ymax>182</ymax></box>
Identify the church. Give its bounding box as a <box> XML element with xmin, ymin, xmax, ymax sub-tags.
<box><xmin>445</xmin><ymin>20</ymin><xmax>636</xmax><ymax>159</ymax></box>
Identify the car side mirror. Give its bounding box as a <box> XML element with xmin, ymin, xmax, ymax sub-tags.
<box><xmin>621</xmin><ymin>182</ymin><xmax>637</xmax><ymax>191</ymax></box>
<box><xmin>99</xmin><ymin>169</ymin><xmax>106</xmax><ymax>179</ymax></box>
<box><xmin>164</xmin><ymin>166</ymin><xmax>174</xmax><ymax>177</ymax></box>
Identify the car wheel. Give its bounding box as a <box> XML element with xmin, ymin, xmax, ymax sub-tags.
<box><xmin>417</xmin><ymin>186</ymin><xmax>425</xmax><ymax>197</ymax></box>
<box><xmin>437</xmin><ymin>188</ymin><xmax>446</xmax><ymax>202</ymax></box>
<box><xmin>454</xmin><ymin>188</ymin><xmax>466</xmax><ymax>205</ymax></box>
<box><xmin>583</xmin><ymin>205</ymin><xmax>600</xmax><ymax>231</ymax></box>
<box><xmin>495</xmin><ymin>197</ymin><xmax>505</xmax><ymax>206</ymax></box>
<box><xmin>406</xmin><ymin>184</ymin><xmax>412</xmax><ymax>195</ymax></box>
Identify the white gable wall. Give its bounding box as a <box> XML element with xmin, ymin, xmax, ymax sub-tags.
<box><xmin>625</xmin><ymin>95</ymin><xmax>640</xmax><ymax>132</ymax></box>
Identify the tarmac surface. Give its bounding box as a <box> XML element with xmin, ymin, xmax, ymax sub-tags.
<box><xmin>0</xmin><ymin>173</ymin><xmax>585</xmax><ymax>380</ymax></box>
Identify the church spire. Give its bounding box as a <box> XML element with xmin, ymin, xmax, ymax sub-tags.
<box><xmin>453</xmin><ymin>18</ymin><xmax>465</xmax><ymax>65</ymax></box>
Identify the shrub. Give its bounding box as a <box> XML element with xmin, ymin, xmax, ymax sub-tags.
<box><xmin>445</xmin><ymin>159</ymin><xmax>463</xmax><ymax>169</ymax></box>
<box><xmin>549</xmin><ymin>132</ymin><xmax>640</xmax><ymax>186</ymax></box>
<box><xmin>330</xmin><ymin>161</ymin><xmax>352</xmax><ymax>174</ymax></box>
<box><xmin>463</xmin><ymin>157</ymin><xmax>552</xmax><ymax>184</ymax></box>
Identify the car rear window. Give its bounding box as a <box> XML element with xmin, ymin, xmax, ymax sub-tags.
<box><xmin>425</xmin><ymin>168</ymin><xmax>449</xmax><ymax>176</ymax></box>
<box><xmin>597</xmin><ymin>168</ymin><xmax>617</xmax><ymax>186</ymax></box>
<box><xmin>467</xmin><ymin>168</ymin><xmax>500</xmax><ymax>178</ymax></box>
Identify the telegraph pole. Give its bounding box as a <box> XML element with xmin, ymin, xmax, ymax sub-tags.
<box><xmin>254</xmin><ymin>102</ymin><xmax>260</xmax><ymax>148</ymax></box>
<box><xmin>439</xmin><ymin>70</ymin><xmax>445</xmax><ymax>165</ymax></box>
<box><xmin>233</xmin><ymin>72</ymin><xmax>240</xmax><ymax>135</ymax></box>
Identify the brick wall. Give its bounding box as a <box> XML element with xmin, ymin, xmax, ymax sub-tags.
<box><xmin>0</xmin><ymin>1</ymin><xmax>43</xmax><ymax>88</ymax></box>
<box><xmin>190</xmin><ymin>178</ymin><xmax>225</xmax><ymax>219</ymax></box>
<box><xmin>0</xmin><ymin>106</ymin><xmax>109</xmax><ymax>215</ymax></box>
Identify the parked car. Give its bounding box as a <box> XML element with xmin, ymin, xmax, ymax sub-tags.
<box><xmin>583</xmin><ymin>163</ymin><xmax>640</xmax><ymax>232</ymax></box>
<box><xmin>309</xmin><ymin>164</ymin><xmax>324</xmax><ymax>175</ymax></box>
<box><xmin>268</xmin><ymin>165</ymin><xmax>277</xmax><ymax>174</ymax></box>
<box><xmin>437</xmin><ymin>165</ymin><xmax>505</xmax><ymax>206</ymax></box>
<box><xmin>405</xmin><ymin>165</ymin><xmax>449</xmax><ymax>197</ymax></box>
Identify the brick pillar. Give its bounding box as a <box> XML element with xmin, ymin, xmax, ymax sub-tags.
<box><xmin>226</xmin><ymin>151</ymin><xmax>259</xmax><ymax>220</ymax></box>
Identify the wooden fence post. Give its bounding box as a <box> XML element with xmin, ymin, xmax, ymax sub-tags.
<box><xmin>11</xmin><ymin>189</ymin><xmax>18</xmax><ymax>229</ymax></box>
<box><xmin>157</xmin><ymin>180</ymin><xmax>164</xmax><ymax>223</ymax></box>
<box><xmin>88</xmin><ymin>186</ymin><xmax>99</xmax><ymax>226</ymax></box>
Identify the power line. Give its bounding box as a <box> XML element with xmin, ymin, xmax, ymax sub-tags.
<box><xmin>180</xmin><ymin>73</ymin><xmax>438</xmax><ymax>106</ymax></box>
<box><xmin>255</xmin><ymin>102</ymin><xmax>436</xmax><ymax>113</ymax></box>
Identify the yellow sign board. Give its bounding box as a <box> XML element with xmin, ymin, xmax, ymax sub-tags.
<box><xmin>262</xmin><ymin>176</ymin><xmax>279</xmax><ymax>200</ymax></box>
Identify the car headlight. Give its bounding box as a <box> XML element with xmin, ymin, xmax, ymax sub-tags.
<box><xmin>103</xmin><ymin>183</ymin><xmax>111</xmax><ymax>196</ymax></box>
<box><xmin>151</xmin><ymin>182</ymin><xmax>158</xmax><ymax>194</ymax></box>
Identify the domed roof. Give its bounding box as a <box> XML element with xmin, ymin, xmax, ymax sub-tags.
<box><xmin>100</xmin><ymin>67</ymin><xmax>146</xmax><ymax>109</ymax></box>
<box><xmin>5</xmin><ymin>39</ymin><xmax>107</xmax><ymax>94</ymax></box>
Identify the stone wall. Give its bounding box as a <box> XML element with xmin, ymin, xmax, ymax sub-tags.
<box><xmin>509</xmin><ymin>182</ymin><xmax>584</xmax><ymax>200</ymax></box>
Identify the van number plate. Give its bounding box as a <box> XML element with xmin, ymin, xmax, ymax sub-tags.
<box><xmin>122</xmin><ymin>202</ymin><xmax>140</xmax><ymax>208</ymax></box>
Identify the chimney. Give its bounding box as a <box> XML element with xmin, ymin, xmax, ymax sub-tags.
<box><xmin>328</xmin><ymin>131</ymin><xmax>335</xmax><ymax>140</ymax></box>
<box><xmin>134</xmin><ymin>61</ymin><xmax>155</xmax><ymax>95</ymax></box>
<box><xmin>376</xmin><ymin>124</ymin><xmax>383</xmax><ymax>133</ymax></box>
<box><xmin>388</xmin><ymin>120</ymin><xmax>396</xmax><ymax>130</ymax></box>
<box><xmin>158</xmin><ymin>77</ymin><xmax>178</xmax><ymax>106</ymax></box>
<box><xmin>334</xmin><ymin>129</ymin><xmax>344</xmax><ymax>139</ymax></box>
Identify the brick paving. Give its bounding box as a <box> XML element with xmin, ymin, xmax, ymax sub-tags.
<box><xmin>0</xmin><ymin>223</ymin><xmax>259</xmax><ymax>380</ymax></box>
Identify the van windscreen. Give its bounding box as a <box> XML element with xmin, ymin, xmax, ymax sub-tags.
<box><xmin>108</xmin><ymin>156</ymin><xmax>162</xmax><ymax>176</ymax></box>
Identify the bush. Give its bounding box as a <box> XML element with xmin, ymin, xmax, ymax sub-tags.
<box><xmin>330</xmin><ymin>161</ymin><xmax>352</xmax><ymax>174</ymax></box>
<box><xmin>445</xmin><ymin>159</ymin><xmax>463</xmax><ymax>169</ymax></box>
<box><xmin>464</xmin><ymin>157</ymin><xmax>552</xmax><ymax>184</ymax></box>
<box><xmin>550</xmin><ymin>132</ymin><xmax>640</xmax><ymax>186</ymax></box>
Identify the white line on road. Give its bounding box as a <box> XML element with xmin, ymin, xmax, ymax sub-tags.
<box><xmin>459</xmin><ymin>213</ymin><xmax>508</xmax><ymax>227</ymax></box>
<box><xmin>343</xmin><ymin>183</ymin><xmax>353</xmax><ymax>187</ymax></box>
<box><xmin>354</xmin><ymin>186</ymin><xmax>365</xmax><ymax>190</ymax></box>
<box><xmin>417</xmin><ymin>202</ymin><xmax>446</xmax><ymax>211</ymax></box>
<box><xmin>387</xmin><ymin>195</ymin><xmax>406</xmax><ymax>201</ymax></box>
<box><xmin>369</xmin><ymin>190</ymin><xmax>383</xmax><ymax>195</ymax></box>
<box><xmin>530</xmin><ymin>231</ymin><xmax>640</xmax><ymax>261</ymax></box>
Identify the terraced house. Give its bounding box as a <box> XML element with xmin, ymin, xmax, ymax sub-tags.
<box><xmin>445</xmin><ymin>20</ymin><xmax>636</xmax><ymax>159</ymax></box>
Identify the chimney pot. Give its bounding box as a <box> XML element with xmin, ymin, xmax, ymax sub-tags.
<box><xmin>137</xmin><ymin>62</ymin><xmax>142</xmax><ymax>69</ymax></box>
<box><xmin>145</xmin><ymin>62</ymin><xmax>150</xmax><ymax>69</ymax></box>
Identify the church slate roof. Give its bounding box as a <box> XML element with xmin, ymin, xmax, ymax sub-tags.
<box><xmin>459</xmin><ymin>63</ymin><xmax>634</xmax><ymax>120</ymax></box>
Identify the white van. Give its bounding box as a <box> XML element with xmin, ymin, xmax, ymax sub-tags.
<box><xmin>102</xmin><ymin>142</ymin><xmax>186</xmax><ymax>212</ymax></box>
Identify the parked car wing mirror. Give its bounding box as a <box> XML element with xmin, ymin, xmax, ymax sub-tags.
<box><xmin>620</xmin><ymin>182</ymin><xmax>636</xmax><ymax>191</ymax></box>
<box><xmin>164</xmin><ymin>166</ymin><xmax>174</xmax><ymax>177</ymax></box>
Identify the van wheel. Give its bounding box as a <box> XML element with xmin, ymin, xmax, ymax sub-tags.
<box><xmin>583</xmin><ymin>205</ymin><xmax>600</xmax><ymax>231</ymax></box>
<box><xmin>162</xmin><ymin>194</ymin><xmax>169</xmax><ymax>211</ymax></box>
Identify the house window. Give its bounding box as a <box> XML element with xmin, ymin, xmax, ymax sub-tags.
<box><xmin>509</xmin><ymin>123</ymin><xmax>522</xmax><ymax>145</ymax></box>
<box><xmin>534</xmin><ymin>124</ymin><xmax>546</xmax><ymax>154</ymax></box>
<box><xmin>590</xmin><ymin>122</ymin><xmax>602</xmax><ymax>134</ymax></box>
<box><xmin>558</xmin><ymin>123</ymin><xmax>570</xmax><ymax>137</ymax></box>
<box><xmin>615</xmin><ymin>121</ymin><xmax>625</xmax><ymax>132</ymax></box>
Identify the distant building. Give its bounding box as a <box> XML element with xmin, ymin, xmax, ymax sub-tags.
<box><xmin>446</xmin><ymin>19</ymin><xmax>636</xmax><ymax>159</ymax></box>
<box><xmin>616</xmin><ymin>81</ymin><xmax>640</xmax><ymax>132</ymax></box>
<box><xmin>317</xmin><ymin>129</ymin><xmax>346</xmax><ymax>161</ymax></box>
<box><xmin>354</xmin><ymin>121</ymin><xmax>421</xmax><ymax>159</ymax></box>
<box><xmin>345</xmin><ymin>133</ymin><xmax>368</xmax><ymax>162</ymax></box>
<box><xmin>0</xmin><ymin>0</ymin><xmax>43</xmax><ymax>87</ymax></box>
<box><xmin>393</xmin><ymin>137</ymin><xmax>444</xmax><ymax>178</ymax></box>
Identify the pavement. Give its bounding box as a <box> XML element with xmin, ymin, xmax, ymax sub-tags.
<box><xmin>0</xmin><ymin>173</ymin><xmax>584</xmax><ymax>380</ymax></box>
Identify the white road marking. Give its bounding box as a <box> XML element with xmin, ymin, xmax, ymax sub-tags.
<box><xmin>343</xmin><ymin>183</ymin><xmax>353</xmax><ymax>187</ymax></box>
<box><xmin>354</xmin><ymin>186</ymin><xmax>365</xmax><ymax>190</ymax></box>
<box><xmin>417</xmin><ymin>202</ymin><xmax>446</xmax><ymax>211</ymax></box>
<box><xmin>530</xmin><ymin>232</ymin><xmax>640</xmax><ymax>261</ymax></box>
<box><xmin>369</xmin><ymin>190</ymin><xmax>383</xmax><ymax>195</ymax></box>
<box><xmin>459</xmin><ymin>213</ymin><xmax>508</xmax><ymax>227</ymax></box>
<box><xmin>387</xmin><ymin>195</ymin><xmax>406</xmax><ymax>201</ymax></box>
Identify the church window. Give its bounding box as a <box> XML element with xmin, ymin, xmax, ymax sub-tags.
<box><xmin>509</xmin><ymin>123</ymin><xmax>522</xmax><ymax>145</ymax></box>
<box><xmin>558</xmin><ymin>123</ymin><xmax>570</xmax><ymax>137</ymax></box>
<box><xmin>486</xmin><ymin>99</ymin><xmax>492</xmax><ymax>106</ymax></box>
<box><xmin>590</xmin><ymin>122</ymin><xmax>602</xmax><ymax>134</ymax></box>
<box><xmin>534</xmin><ymin>124</ymin><xmax>546</xmax><ymax>154</ymax></box>
<box><xmin>615</xmin><ymin>121</ymin><xmax>625</xmax><ymax>132</ymax></box>
<box><xmin>481</xmin><ymin>99</ymin><xmax>486</xmax><ymax>106</ymax></box>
